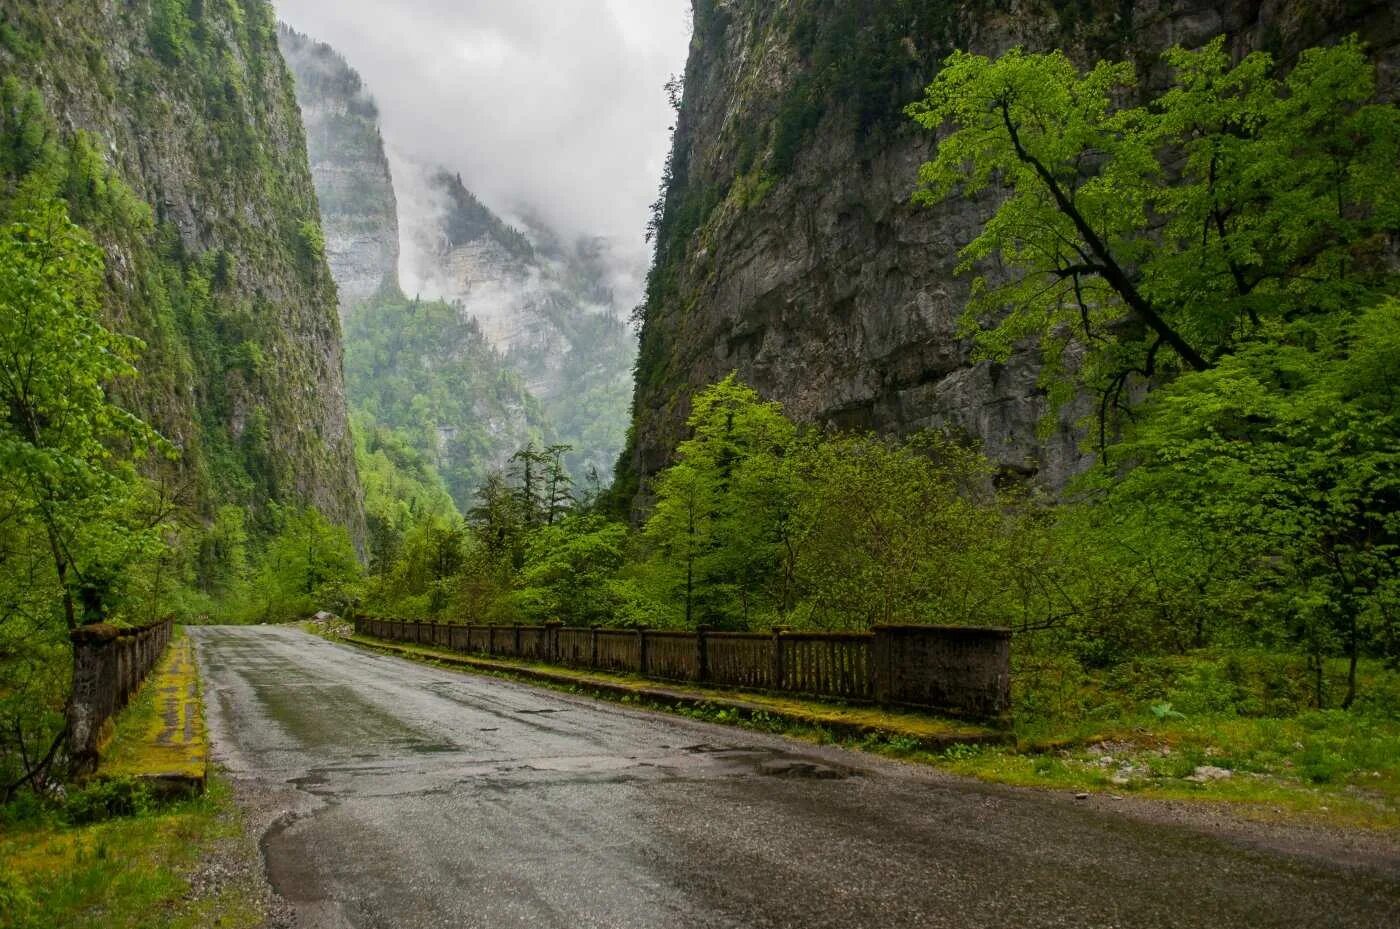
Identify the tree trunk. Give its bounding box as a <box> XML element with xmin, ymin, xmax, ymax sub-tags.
<box><xmin>1342</xmin><ymin>610</ymin><xmax>1359</xmax><ymax>710</ymax></box>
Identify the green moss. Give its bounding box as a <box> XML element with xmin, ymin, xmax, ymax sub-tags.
<box><xmin>103</xmin><ymin>635</ymin><xmax>208</xmax><ymax>785</ymax></box>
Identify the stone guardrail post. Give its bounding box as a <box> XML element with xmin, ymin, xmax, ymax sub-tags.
<box><xmin>872</xmin><ymin>625</ymin><xmax>1011</xmax><ymax>719</ymax></box>
<box><xmin>696</xmin><ymin>625</ymin><xmax>711</xmax><ymax>683</ymax></box>
<box><xmin>636</xmin><ymin>627</ymin><xmax>649</xmax><ymax>675</ymax></box>
<box><xmin>69</xmin><ymin>623</ymin><xmax>120</xmax><ymax>775</ymax></box>
<box><xmin>545</xmin><ymin>621</ymin><xmax>562</xmax><ymax>663</ymax></box>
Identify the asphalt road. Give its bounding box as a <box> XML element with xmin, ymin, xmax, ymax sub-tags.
<box><xmin>191</xmin><ymin>626</ymin><xmax>1399</xmax><ymax>929</ymax></box>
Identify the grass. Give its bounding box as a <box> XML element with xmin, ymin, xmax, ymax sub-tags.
<box><xmin>335</xmin><ymin>626</ymin><xmax>1400</xmax><ymax>832</ymax></box>
<box><xmin>875</xmin><ymin>651</ymin><xmax>1400</xmax><ymax>831</ymax></box>
<box><xmin>864</xmin><ymin>712</ymin><xmax>1400</xmax><ymax>831</ymax></box>
<box><xmin>0</xmin><ymin>773</ymin><xmax>263</xmax><ymax>929</ymax></box>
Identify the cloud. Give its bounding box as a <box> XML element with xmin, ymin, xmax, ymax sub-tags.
<box><xmin>274</xmin><ymin>0</ymin><xmax>692</xmax><ymax>310</ymax></box>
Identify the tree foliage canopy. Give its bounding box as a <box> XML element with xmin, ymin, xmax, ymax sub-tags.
<box><xmin>908</xmin><ymin>37</ymin><xmax>1400</xmax><ymax>432</ymax></box>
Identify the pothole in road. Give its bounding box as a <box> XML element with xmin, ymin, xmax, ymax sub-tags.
<box><xmin>678</xmin><ymin>743</ymin><xmax>856</xmax><ymax>780</ymax></box>
<box><xmin>756</xmin><ymin>759</ymin><xmax>850</xmax><ymax>780</ymax></box>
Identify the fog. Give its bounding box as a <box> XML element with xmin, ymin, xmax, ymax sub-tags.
<box><xmin>274</xmin><ymin>0</ymin><xmax>693</xmax><ymax>311</ymax></box>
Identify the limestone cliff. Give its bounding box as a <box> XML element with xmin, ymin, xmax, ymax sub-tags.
<box><xmin>277</xmin><ymin>24</ymin><xmax>399</xmax><ymax>312</ymax></box>
<box><xmin>0</xmin><ymin>0</ymin><xmax>364</xmax><ymax>541</ymax></box>
<box><xmin>621</xmin><ymin>0</ymin><xmax>1400</xmax><ymax>501</ymax></box>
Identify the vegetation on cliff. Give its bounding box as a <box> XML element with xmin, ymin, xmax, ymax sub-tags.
<box><xmin>0</xmin><ymin>1</ymin><xmax>362</xmax><ymax>535</ymax></box>
<box><xmin>342</xmin><ymin>288</ymin><xmax>547</xmax><ymax>515</ymax></box>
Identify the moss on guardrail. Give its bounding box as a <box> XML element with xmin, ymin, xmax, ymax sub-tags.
<box><xmin>100</xmin><ymin>633</ymin><xmax>208</xmax><ymax>796</ymax></box>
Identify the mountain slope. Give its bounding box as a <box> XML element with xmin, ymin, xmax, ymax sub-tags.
<box><xmin>0</xmin><ymin>0</ymin><xmax>364</xmax><ymax>541</ymax></box>
<box><xmin>342</xmin><ymin>292</ymin><xmax>545</xmax><ymax>511</ymax></box>
<box><xmin>398</xmin><ymin>165</ymin><xmax>635</xmax><ymax>481</ymax></box>
<box><xmin>280</xmin><ymin>30</ymin><xmax>635</xmax><ymax>495</ymax></box>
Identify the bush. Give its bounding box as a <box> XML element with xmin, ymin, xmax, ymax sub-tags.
<box><xmin>61</xmin><ymin>778</ymin><xmax>153</xmax><ymax>825</ymax></box>
<box><xmin>149</xmin><ymin>0</ymin><xmax>191</xmax><ymax>63</ymax></box>
<box><xmin>296</xmin><ymin>219</ymin><xmax>325</xmax><ymax>266</ymax></box>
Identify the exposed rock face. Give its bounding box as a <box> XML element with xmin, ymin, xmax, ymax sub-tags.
<box><xmin>278</xmin><ymin>24</ymin><xmax>399</xmax><ymax>311</ymax></box>
<box><xmin>622</xmin><ymin>0</ymin><xmax>1400</xmax><ymax>500</ymax></box>
<box><xmin>0</xmin><ymin>0</ymin><xmax>365</xmax><ymax>543</ymax></box>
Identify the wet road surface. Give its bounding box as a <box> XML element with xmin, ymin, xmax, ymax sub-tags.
<box><xmin>191</xmin><ymin>626</ymin><xmax>1400</xmax><ymax>929</ymax></box>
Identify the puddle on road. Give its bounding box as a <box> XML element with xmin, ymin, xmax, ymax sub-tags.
<box><xmin>676</xmin><ymin>744</ymin><xmax>857</xmax><ymax>780</ymax></box>
<box><xmin>402</xmin><ymin>741</ymin><xmax>459</xmax><ymax>755</ymax></box>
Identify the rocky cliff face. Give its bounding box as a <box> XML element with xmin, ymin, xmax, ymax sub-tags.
<box><xmin>0</xmin><ymin>0</ymin><xmax>364</xmax><ymax>541</ymax></box>
<box><xmin>622</xmin><ymin>0</ymin><xmax>1400</xmax><ymax>500</ymax></box>
<box><xmin>278</xmin><ymin>24</ymin><xmax>399</xmax><ymax>312</ymax></box>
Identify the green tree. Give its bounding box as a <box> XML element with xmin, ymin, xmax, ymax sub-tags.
<box><xmin>256</xmin><ymin>506</ymin><xmax>360</xmax><ymax>621</ymax></box>
<box><xmin>194</xmin><ymin>505</ymin><xmax>250</xmax><ymax>599</ymax></box>
<box><xmin>469</xmin><ymin>471</ymin><xmax>525</xmax><ymax>567</ymax></box>
<box><xmin>793</xmin><ymin>433</ymin><xmax>1003</xmax><ymax>629</ymax></box>
<box><xmin>512</xmin><ymin>515</ymin><xmax>628</xmax><ymax>626</ymax></box>
<box><xmin>509</xmin><ymin>442</ymin><xmax>549</xmax><ymax>528</ymax></box>
<box><xmin>0</xmin><ymin>191</ymin><xmax>167</xmax><ymax>794</ymax></box>
<box><xmin>643</xmin><ymin>376</ymin><xmax>799</xmax><ymax>628</ymax></box>
<box><xmin>542</xmin><ymin>444</ymin><xmax>575</xmax><ymax>526</ymax></box>
<box><xmin>908</xmin><ymin>37</ymin><xmax>1400</xmax><ymax>436</ymax></box>
<box><xmin>1104</xmin><ymin>303</ymin><xmax>1400</xmax><ymax>706</ymax></box>
<box><xmin>0</xmin><ymin>191</ymin><xmax>168</xmax><ymax>628</ymax></box>
<box><xmin>382</xmin><ymin>516</ymin><xmax>467</xmax><ymax>615</ymax></box>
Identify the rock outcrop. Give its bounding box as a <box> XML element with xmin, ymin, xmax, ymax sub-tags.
<box><xmin>621</xmin><ymin>0</ymin><xmax>1399</xmax><ymax>501</ymax></box>
<box><xmin>278</xmin><ymin>24</ymin><xmax>400</xmax><ymax>312</ymax></box>
<box><xmin>0</xmin><ymin>0</ymin><xmax>365</xmax><ymax>542</ymax></box>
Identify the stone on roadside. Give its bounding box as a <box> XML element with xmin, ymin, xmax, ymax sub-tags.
<box><xmin>1186</xmin><ymin>765</ymin><xmax>1233</xmax><ymax>782</ymax></box>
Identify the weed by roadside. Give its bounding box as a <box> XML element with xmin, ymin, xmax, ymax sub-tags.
<box><xmin>0</xmin><ymin>773</ymin><xmax>264</xmax><ymax>929</ymax></box>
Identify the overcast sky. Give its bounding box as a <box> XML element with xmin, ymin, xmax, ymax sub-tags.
<box><xmin>274</xmin><ymin>0</ymin><xmax>693</xmax><ymax>303</ymax></box>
